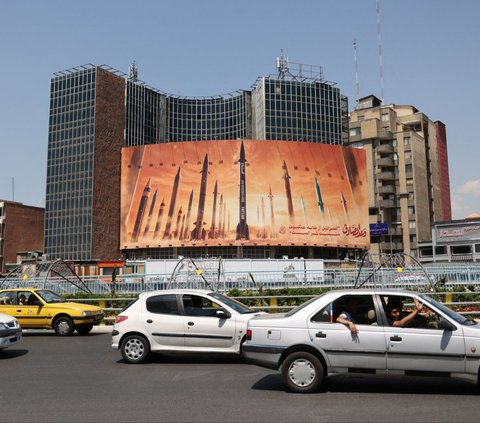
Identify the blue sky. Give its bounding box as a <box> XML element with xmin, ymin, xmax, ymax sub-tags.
<box><xmin>1</xmin><ymin>0</ymin><xmax>479</xmax><ymax>219</ymax></box>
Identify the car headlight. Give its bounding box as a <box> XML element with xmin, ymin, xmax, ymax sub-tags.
<box><xmin>82</xmin><ymin>311</ymin><xmax>94</xmax><ymax>317</ymax></box>
<box><xmin>0</xmin><ymin>322</ymin><xmax>8</xmax><ymax>330</ymax></box>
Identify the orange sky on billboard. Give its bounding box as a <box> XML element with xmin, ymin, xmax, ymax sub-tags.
<box><xmin>120</xmin><ymin>140</ymin><xmax>369</xmax><ymax>249</ymax></box>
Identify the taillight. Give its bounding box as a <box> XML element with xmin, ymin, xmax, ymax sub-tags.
<box><xmin>246</xmin><ymin>329</ymin><xmax>252</xmax><ymax>341</ymax></box>
<box><xmin>115</xmin><ymin>315</ymin><xmax>128</xmax><ymax>324</ymax></box>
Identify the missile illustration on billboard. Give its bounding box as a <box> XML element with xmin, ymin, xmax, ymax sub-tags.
<box><xmin>142</xmin><ymin>189</ymin><xmax>157</xmax><ymax>239</ymax></box>
<box><xmin>261</xmin><ymin>197</ymin><xmax>267</xmax><ymax>238</ymax></box>
<box><xmin>131</xmin><ymin>178</ymin><xmax>151</xmax><ymax>242</ymax></box>
<box><xmin>268</xmin><ymin>185</ymin><xmax>277</xmax><ymax>238</ymax></box>
<box><xmin>340</xmin><ymin>191</ymin><xmax>348</xmax><ymax>220</ymax></box>
<box><xmin>179</xmin><ymin>214</ymin><xmax>186</xmax><ymax>241</ymax></box>
<box><xmin>153</xmin><ymin>197</ymin><xmax>165</xmax><ymax>239</ymax></box>
<box><xmin>221</xmin><ymin>201</ymin><xmax>226</xmax><ymax>239</ymax></box>
<box><xmin>314</xmin><ymin>176</ymin><xmax>324</xmax><ymax>214</ymax></box>
<box><xmin>218</xmin><ymin>193</ymin><xmax>224</xmax><ymax>239</ymax></box>
<box><xmin>282</xmin><ymin>160</ymin><xmax>295</xmax><ymax>223</ymax></box>
<box><xmin>191</xmin><ymin>154</ymin><xmax>209</xmax><ymax>240</ymax></box>
<box><xmin>163</xmin><ymin>167</ymin><xmax>181</xmax><ymax>239</ymax></box>
<box><xmin>173</xmin><ymin>206</ymin><xmax>183</xmax><ymax>239</ymax></box>
<box><xmin>301</xmin><ymin>196</ymin><xmax>308</xmax><ymax>226</ymax></box>
<box><xmin>182</xmin><ymin>190</ymin><xmax>194</xmax><ymax>240</ymax></box>
<box><xmin>208</xmin><ymin>181</ymin><xmax>218</xmax><ymax>239</ymax></box>
<box><xmin>236</xmin><ymin>142</ymin><xmax>249</xmax><ymax>240</ymax></box>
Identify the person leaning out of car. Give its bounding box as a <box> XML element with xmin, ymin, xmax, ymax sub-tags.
<box><xmin>336</xmin><ymin>298</ymin><xmax>360</xmax><ymax>334</ymax></box>
<box><xmin>386</xmin><ymin>298</ymin><xmax>423</xmax><ymax>327</ymax></box>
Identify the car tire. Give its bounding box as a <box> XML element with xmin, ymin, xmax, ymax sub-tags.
<box><xmin>120</xmin><ymin>334</ymin><xmax>150</xmax><ymax>364</ymax></box>
<box><xmin>54</xmin><ymin>316</ymin><xmax>75</xmax><ymax>336</ymax></box>
<box><xmin>281</xmin><ymin>351</ymin><xmax>324</xmax><ymax>393</ymax></box>
<box><xmin>76</xmin><ymin>325</ymin><xmax>93</xmax><ymax>336</ymax></box>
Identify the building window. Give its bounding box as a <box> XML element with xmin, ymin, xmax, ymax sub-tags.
<box><xmin>419</xmin><ymin>246</ymin><xmax>433</xmax><ymax>257</ymax></box>
<box><xmin>405</xmin><ymin>164</ymin><xmax>413</xmax><ymax>173</ymax></box>
<box><xmin>381</xmin><ymin>113</ymin><xmax>389</xmax><ymax>121</ymax></box>
<box><xmin>451</xmin><ymin>245</ymin><xmax>472</xmax><ymax>255</ymax></box>
<box><xmin>408</xmin><ymin>221</ymin><xmax>416</xmax><ymax>229</ymax></box>
<box><xmin>405</xmin><ymin>151</ymin><xmax>412</xmax><ymax>159</ymax></box>
<box><xmin>349</xmin><ymin>128</ymin><xmax>360</xmax><ymax>137</ymax></box>
<box><xmin>408</xmin><ymin>206</ymin><xmax>415</xmax><ymax>215</ymax></box>
<box><xmin>406</xmin><ymin>178</ymin><xmax>414</xmax><ymax>186</ymax></box>
<box><xmin>435</xmin><ymin>246</ymin><xmax>447</xmax><ymax>255</ymax></box>
<box><xmin>475</xmin><ymin>244</ymin><xmax>480</xmax><ymax>253</ymax></box>
<box><xmin>404</xmin><ymin>137</ymin><xmax>410</xmax><ymax>146</ymax></box>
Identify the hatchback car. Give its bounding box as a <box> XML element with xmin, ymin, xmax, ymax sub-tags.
<box><xmin>243</xmin><ymin>289</ymin><xmax>480</xmax><ymax>393</ymax></box>
<box><xmin>112</xmin><ymin>289</ymin><xmax>264</xmax><ymax>363</ymax></box>
<box><xmin>0</xmin><ymin>312</ymin><xmax>22</xmax><ymax>350</ymax></box>
<box><xmin>0</xmin><ymin>288</ymin><xmax>104</xmax><ymax>336</ymax></box>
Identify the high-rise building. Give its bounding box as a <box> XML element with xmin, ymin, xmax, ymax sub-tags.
<box><xmin>45</xmin><ymin>60</ymin><xmax>351</xmax><ymax>262</ymax></box>
<box><xmin>347</xmin><ymin>95</ymin><xmax>452</xmax><ymax>257</ymax></box>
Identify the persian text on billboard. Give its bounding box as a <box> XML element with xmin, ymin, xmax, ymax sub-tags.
<box><xmin>120</xmin><ymin>140</ymin><xmax>369</xmax><ymax>249</ymax></box>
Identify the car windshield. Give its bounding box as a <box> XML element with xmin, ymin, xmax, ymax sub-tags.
<box><xmin>36</xmin><ymin>290</ymin><xmax>65</xmax><ymax>304</ymax></box>
<box><xmin>208</xmin><ymin>292</ymin><xmax>255</xmax><ymax>314</ymax></box>
<box><xmin>419</xmin><ymin>293</ymin><xmax>473</xmax><ymax>325</ymax></box>
<box><xmin>285</xmin><ymin>294</ymin><xmax>325</xmax><ymax>317</ymax></box>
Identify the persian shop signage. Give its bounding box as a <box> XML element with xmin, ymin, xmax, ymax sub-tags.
<box><xmin>436</xmin><ymin>224</ymin><xmax>480</xmax><ymax>243</ymax></box>
<box><xmin>120</xmin><ymin>140</ymin><xmax>369</xmax><ymax>249</ymax></box>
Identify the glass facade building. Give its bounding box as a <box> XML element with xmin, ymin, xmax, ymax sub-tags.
<box><xmin>45</xmin><ymin>67</ymin><xmax>97</xmax><ymax>260</ymax></box>
<box><xmin>45</xmin><ymin>63</ymin><xmax>349</xmax><ymax>261</ymax></box>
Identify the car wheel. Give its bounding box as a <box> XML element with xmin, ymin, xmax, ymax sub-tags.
<box><xmin>76</xmin><ymin>325</ymin><xmax>93</xmax><ymax>336</ymax></box>
<box><xmin>281</xmin><ymin>351</ymin><xmax>324</xmax><ymax>393</ymax></box>
<box><xmin>121</xmin><ymin>334</ymin><xmax>150</xmax><ymax>364</ymax></box>
<box><xmin>54</xmin><ymin>316</ymin><xmax>75</xmax><ymax>336</ymax></box>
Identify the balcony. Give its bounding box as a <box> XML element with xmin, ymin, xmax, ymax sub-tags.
<box><xmin>377</xmin><ymin>171</ymin><xmax>397</xmax><ymax>180</ymax></box>
<box><xmin>376</xmin><ymin>157</ymin><xmax>395</xmax><ymax>168</ymax></box>
<box><xmin>378</xmin><ymin>185</ymin><xmax>396</xmax><ymax>194</ymax></box>
<box><xmin>376</xmin><ymin>144</ymin><xmax>394</xmax><ymax>154</ymax></box>
<box><xmin>378</xmin><ymin>199</ymin><xmax>396</xmax><ymax>208</ymax></box>
<box><xmin>377</xmin><ymin>129</ymin><xmax>393</xmax><ymax>140</ymax></box>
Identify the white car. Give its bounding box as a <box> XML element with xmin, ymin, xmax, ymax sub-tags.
<box><xmin>0</xmin><ymin>312</ymin><xmax>22</xmax><ymax>350</ymax></box>
<box><xmin>243</xmin><ymin>289</ymin><xmax>480</xmax><ymax>393</ymax></box>
<box><xmin>112</xmin><ymin>289</ymin><xmax>264</xmax><ymax>363</ymax></box>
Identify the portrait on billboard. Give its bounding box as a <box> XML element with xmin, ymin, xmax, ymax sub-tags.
<box><xmin>120</xmin><ymin>140</ymin><xmax>369</xmax><ymax>249</ymax></box>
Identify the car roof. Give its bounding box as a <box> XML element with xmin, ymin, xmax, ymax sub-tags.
<box><xmin>138</xmin><ymin>288</ymin><xmax>214</xmax><ymax>298</ymax></box>
<box><xmin>322</xmin><ymin>288</ymin><xmax>424</xmax><ymax>297</ymax></box>
<box><xmin>0</xmin><ymin>287</ymin><xmax>38</xmax><ymax>292</ymax></box>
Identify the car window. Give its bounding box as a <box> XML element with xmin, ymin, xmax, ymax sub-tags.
<box><xmin>311</xmin><ymin>295</ymin><xmax>377</xmax><ymax>325</ymax></box>
<box><xmin>208</xmin><ymin>292</ymin><xmax>254</xmax><ymax>314</ymax></box>
<box><xmin>381</xmin><ymin>294</ymin><xmax>447</xmax><ymax>329</ymax></box>
<box><xmin>36</xmin><ymin>290</ymin><xmax>64</xmax><ymax>303</ymax></box>
<box><xmin>146</xmin><ymin>294</ymin><xmax>179</xmax><ymax>315</ymax></box>
<box><xmin>183</xmin><ymin>294</ymin><xmax>222</xmax><ymax>317</ymax></box>
<box><xmin>0</xmin><ymin>291</ymin><xmax>16</xmax><ymax>305</ymax></box>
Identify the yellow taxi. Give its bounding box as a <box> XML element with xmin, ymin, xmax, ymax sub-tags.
<box><xmin>0</xmin><ymin>288</ymin><xmax>103</xmax><ymax>336</ymax></box>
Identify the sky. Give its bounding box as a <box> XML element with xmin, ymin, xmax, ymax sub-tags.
<box><xmin>1</xmin><ymin>0</ymin><xmax>479</xmax><ymax>220</ymax></box>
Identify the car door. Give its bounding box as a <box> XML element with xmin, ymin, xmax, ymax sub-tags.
<box><xmin>381</xmin><ymin>294</ymin><xmax>466</xmax><ymax>373</ymax></box>
<box><xmin>142</xmin><ymin>293</ymin><xmax>185</xmax><ymax>348</ymax></box>
<box><xmin>307</xmin><ymin>294</ymin><xmax>387</xmax><ymax>371</ymax></box>
<box><xmin>181</xmin><ymin>294</ymin><xmax>236</xmax><ymax>349</ymax></box>
<box><xmin>0</xmin><ymin>291</ymin><xmax>47</xmax><ymax>328</ymax></box>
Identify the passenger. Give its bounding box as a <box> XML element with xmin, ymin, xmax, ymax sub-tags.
<box><xmin>386</xmin><ymin>298</ymin><xmax>423</xmax><ymax>327</ymax></box>
<box><xmin>336</xmin><ymin>298</ymin><xmax>361</xmax><ymax>334</ymax></box>
<box><xmin>18</xmin><ymin>294</ymin><xmax>27</xmax><ymax>305</ymax></box>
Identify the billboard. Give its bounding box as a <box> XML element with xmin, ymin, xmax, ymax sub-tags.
<box><xmin>120</xmin><ymin>140</ymin><xmax>369</xmax><ymax>249</ymax></box>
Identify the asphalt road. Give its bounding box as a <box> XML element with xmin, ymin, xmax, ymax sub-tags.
<box><xmin>1</xmin><ymin>329</ymin><xmax>479</xmax><ymax>423</ymax></box>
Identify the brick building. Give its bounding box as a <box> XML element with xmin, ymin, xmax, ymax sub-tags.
<box><xmin>0</xmin><ymin>200</ymin><xmax>44</xmax><ymax>273</ymax></box>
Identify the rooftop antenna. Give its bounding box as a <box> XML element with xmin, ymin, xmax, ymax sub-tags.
<box><xmin>129</xmin><ymin>61</ymin><xmax>138</xmax><ymax>82</ymax></box>
<box><xmin>276</xmin><ymin>49</ymin><xmax>289</xmax><ymax>80</ymax></box>
<box><xmin>353</xmin><ymin>39</ymin><xmax>360</xmax><ymax>105</ymax></box>
<box><xmin>376</xmin><ymin>0</ymin><xmax>385</xmax><ymax>103</ymax></box>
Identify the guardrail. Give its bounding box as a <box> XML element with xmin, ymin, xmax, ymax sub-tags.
<box><xmin>70</xmin><ymin>291</ymin><xmax>480</xmax><ymax>323</ymax></box>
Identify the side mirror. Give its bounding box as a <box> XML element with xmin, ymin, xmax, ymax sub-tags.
<box><xmin>438</xmin><ymin>317</ymin><xmax>456</xmax><ymax>331</ymax></box>
<box><xmin>216</xmin><ymin>309</ymin><xmax>231</xmax><ymax>319</ymax></box>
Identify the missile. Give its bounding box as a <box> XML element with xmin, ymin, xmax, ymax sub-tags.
<box><xmin>314</xmin><ymin>176</ymin><xmax>324</xmax><ymax>214</ymax></box>
<box><xmin>153</xmin><ymin>197</ymin><xmax>165</xmax><ymax>239</ymax></box>
<box><xmin>163</xmin><ymin>167</ymin><xmax>181</xmax><ymax>239</ymax></box>
<box><xmin>282</xmin><ymin>160</ymin><xmax>295</xmax><ymax>223</ymax></box>
<box><xmin>131</xmin><ymin>178</ymin><xmax>151</xmax><ymax>242</ymax></box>
<box><xmin>268</xmin><ymin>185</ymin><xmax>277</xmax><ymax>238</ymax></box>
<box><xmin>142</xmin><ymin>189</ymin><xmax>157</xmax><ymax>239</ymax></box>
<box><xmin>191</xmin><ymin>154</ymin><xmax>209</xmax><ymax>240</ymax></box>
<box><xmin>182</xmin><ymin>190</ymin><xmax>194</xmax><ymax>240</ymax></box>
<box><xmin>236</xmin><ymin>141</ymin><xmax>249</xmax><ymax>240</ymax></box>
<box><xmin>208</xmin><ymin>181</ymin><xmax>219</xmax><ymax>239</ymax></box>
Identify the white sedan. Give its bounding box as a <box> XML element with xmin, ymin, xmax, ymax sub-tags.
<box><xmin>0</xmin><ymin>312</ymin><xmax>22</xmax><ymax>350</ymax></box>
<box><xmin>243</xmin><ymin>289</ymin><xmax>480</xmax><ymax>393</ymax></box>
<box><xmin>112</xmin><ymin>289</ymin><xmax>264</xmax><ymax>363</ymax></box>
